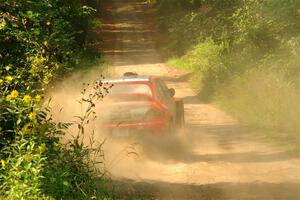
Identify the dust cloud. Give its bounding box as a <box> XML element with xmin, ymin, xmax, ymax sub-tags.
<box><xmin>45</xmin><ymin>66</ymin><xmax>106</xmax><ymax>152</ymax></box>
<box><xmin>42</xmin><ymin>0</ymin><xmax>300</xmax><ymax>198</ymax></box>
<box><xmin>45</xmin><ymin>65</ymin><xmax>192</xmax><ymax>182</ymax></box>
<box><xmin>45</xmin><ymin>64</ymin><xmax>300</xmax><ymax>199</ymax></box>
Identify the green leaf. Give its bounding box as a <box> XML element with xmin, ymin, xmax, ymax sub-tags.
<box><xmin>17</xmin><ymin>118</ymin><xmax>22</xmax><ymax>125</ymax></box>
<box><xmin>27</xmin><ymin>11</ymin><xmax>33</xmax><ymax>19</ymax></box>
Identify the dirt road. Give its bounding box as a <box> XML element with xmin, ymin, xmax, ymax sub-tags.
<box><xmin>99</xmin><ymin>0</ymin><xmax>300</xmax><ymax>199</ymax></box>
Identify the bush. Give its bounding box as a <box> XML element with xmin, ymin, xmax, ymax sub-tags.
<box><xmin>168</xmin><ymin>39</ymin><xmax>228</xmax><ymax>100</ymax></box>
<box><xmin>0</xmin><ymin>79</ymin><xmax>112</xmax><ymax>199</ymax></box>
<box><xmin>0</xmin><ymin>0</ymin><xmax>96</xmax><ymax>92</ymax></box>
<box><xmin>214</xmin><ymin>69</ymin><xmax>300</xmax><ymax>153</ymax></box>
<box><xmin>157</xmin><ymin>0</ymin><xmax>300</xmax><ymax>141</ymax></box>
<box><xmin>215</xmin><ymin>69</ymin><xmax>300</xmax><ymax>133</ymax></box>
<box><xmin>0</xmin><ymin>0</ymin><xmax>113</xmax><ymax>199</ymax></box>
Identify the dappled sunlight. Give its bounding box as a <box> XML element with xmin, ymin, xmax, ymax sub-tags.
<box><xmin>100</xmin><ymin>0</ymin><xmax>161</xmax><ymax>67</ymax></box>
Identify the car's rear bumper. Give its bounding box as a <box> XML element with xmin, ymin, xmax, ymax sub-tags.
<box><xmin>103</xmin><ymin>120</ymin><xmax>168</xmax><ymax>137</ymax></box>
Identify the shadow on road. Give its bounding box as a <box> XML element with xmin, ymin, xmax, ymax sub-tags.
<box><xmin>109</xmin><ymin>179</ymin><xmax>300</xmax><ymax>200</ymax></box>
<box><xmin>99</xmin><ymin>0</ymin><xmax>162</xmax><ymax>66</ymax></box>
<box><xmin>137</xmin><ymin>124</ymin><xmax>298</xmax><ymax>164</ymax></box>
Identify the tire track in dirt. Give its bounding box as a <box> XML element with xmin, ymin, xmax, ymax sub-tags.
<box><xmin>100</xmin><ymin>0</ymin><xmax>300</xmax><ymax>199</ymax></box>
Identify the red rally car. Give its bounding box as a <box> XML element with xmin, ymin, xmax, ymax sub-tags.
<box><xmin>99</xmin><ymin>73</ymin><xmax>184</xmax><ymax>135</ymax></box>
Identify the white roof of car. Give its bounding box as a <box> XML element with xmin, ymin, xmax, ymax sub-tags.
<box><xmin>103</xmin><ymin>76</ymin><xmax>150</xmax><ymax>83</ymax></box>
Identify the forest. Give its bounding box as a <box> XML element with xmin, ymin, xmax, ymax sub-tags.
<box><xmin>0</xmin><ymin>0</ymin><xmax>300</xmax><ymax>199</ymax></box>
<box><xmin>156</xmin><ymin>0</ymin><xmax>300</xmax><ymax>147</ymax></box>
<box><xmin>0</xmin><ymin>0</ymin><xmax>112</xmax><ymax>199</ymax></box>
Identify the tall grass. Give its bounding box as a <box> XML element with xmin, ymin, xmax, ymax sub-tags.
<box><xmin>157</xmin><ymin>0</ymin><xmax>300</xmax><ymax>151</ymax></box>
<box><xmin>214</xmin><ymin>69</ymin><xmax>300</xmax><ymax>152</ymax></box>
<box><xmin>0</xmin><ymin>0</ymin><xmax>115</xmax><ymax>198</ymax></box>
<box><xmin>215</xmin><ymin>70</ymin><xmax>300</xmax><ymax>132</ymax></box>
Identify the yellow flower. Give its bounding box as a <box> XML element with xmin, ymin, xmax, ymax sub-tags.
<box><xmin>6</xmin><ymin>95</ymin><xmax>12</xmax><ymax>101</ymax></box>
<box><xmin>35</xmin><ymin>94</ymin><xmax>41</xmax><ymax>102</ymax></box>
<box><xmin>1</xmin><ymin>160</ymin><xmax>5</xmax><ymax>169</ymax></box>
<box><xmin>6</xmin><ymin>90</ymin><xmax>19</xmax><ymax>101</ymax></box>
<box><xmin>0</xmin><ymin>79</ymin><xmax>3</xmax><ymax>84</ymax></box>
<box><xmin>23</xmin><ymin>95</ymin><xmax>31</xmax><ymax>104</ymax></box>
<box><xmin>5</xmin><ymin>76</ymin><xmax>13</xmax><ymax>82</ymax></box>
<box><xmin>10</xmin><ymin>90</ymin><xmax>19</xmax><ymax>98</ymax></box>
<box><xmin>28</xmin><ymin>112</ymin><xmax>36</xmax><ymax>121</ymax></box>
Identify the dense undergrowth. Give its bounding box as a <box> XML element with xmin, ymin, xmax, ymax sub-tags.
<box><xmin>0</xmin><ymin>0</ymin><xmax>113</xmax><ymax>199</ymax></box>
<box><xmin>156</xmin><ymin>0</ymin><xmax>300</xmax><ymax>150</ymax></box>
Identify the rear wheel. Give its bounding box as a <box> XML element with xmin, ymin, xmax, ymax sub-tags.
<box><xmin>175</xmin><ymin>100</ymin><xmax>185</xmax><ymax>134</ymax></box>
<box><xmin>164</xmin><ymin>119</ymin><xmax>175</xmax><ymax>135</ymax></box>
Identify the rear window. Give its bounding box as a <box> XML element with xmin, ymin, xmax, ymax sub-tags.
<box><xmin>108</xmin><ymin>84</ymin><xmax>152</xmax><ymax>96</ymax></box>
<box><xmin>105</xmin><ymin>95</ymin><xmax>151</xmax><ymax>102</ymax></box>
<box><xmin>100</xmin><ymin>103</ymin><xmax>152</xmax><ymax>123</ymax></box>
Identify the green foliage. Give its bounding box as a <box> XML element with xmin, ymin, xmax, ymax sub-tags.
<box><xmin>0</xmin><ymin>88</ymin><xmax>58</xmax><ymax>199</ymax></box>
<box><xmin>214</xmin><ymin>69</ymin><xmax>300</xmax><ymax>153</ymax></box>
<box><xmin>168</xmin><ymin>39</ymin><xmax>228</xmax><ymax>100</ymax></box>
<box><xmin>157</xmin><ymin>0</ymin><xmax>300</xmax><ymax>136</ymax></box>
<box><xmin>0</xmin><ymin>0</ymin><xmax>114</xmax><ymax>199</ymax></box>
<box><xmin>1</xmin><ymin>138</ymin><xmax>47</xmax><ymax>199</ymax></box>
<box><xmin>158</xmin><ymin>0</ymin><xmax>300</xmax><ymax>74</ymax></box>
<box><xmin>0</xmin><ymin>0</ymin><xmax>97</xmax><ymax>153</ymax></box>
<box><xmin>0</xmin><ymin>0</ymin><xmax>97</xmax><ymax>91</ymax></box>
<box><xmin>215</xmin><ymin>69</ymin><xmax>300</xmax><ymax>133</ymax></box>
<box><xmin>157</xmin><ymin>0</ymin><xmax>240</xmax><ymax>55</ymax></box>
<box><xmin>0</xmin><ymin>81</ymin><xmax>113</xmax><ymax>199</ymax></box>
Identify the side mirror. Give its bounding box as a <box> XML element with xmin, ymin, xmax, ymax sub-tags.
<box><xmin>169</xmin><ymin>88</ymin><xmax>175</xmax><ymax>97</ymax></box>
